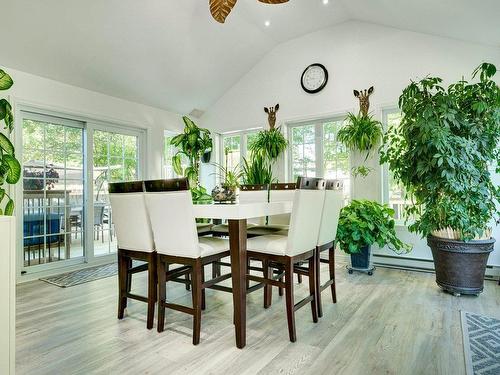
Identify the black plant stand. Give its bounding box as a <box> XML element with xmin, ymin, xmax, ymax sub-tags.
<box><xmin>347</xmin><ymin>245</ymin><xmax>375</xmax><ymax>276</ymax></box>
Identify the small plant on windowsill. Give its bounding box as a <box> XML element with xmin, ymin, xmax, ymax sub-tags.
<box><xmin>336</xmin><ymin>200</ymin><xmax>411</xmax><ymax>274</ymax></box>
<box><xmin>0</xmin><ymin>68</ymin><xmax>21</xmax><ymax>216</ymax></box>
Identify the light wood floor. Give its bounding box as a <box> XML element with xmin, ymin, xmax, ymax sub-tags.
<box><xmin>16</xmin><ymin>262</ymin><xmax>500</xmax><ymax>375</ymax></box>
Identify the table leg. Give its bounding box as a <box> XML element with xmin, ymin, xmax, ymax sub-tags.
<box><xmin>228</xmin><ymin>219</ymin><xmax>247</xmax><ymax>349</ymax></box>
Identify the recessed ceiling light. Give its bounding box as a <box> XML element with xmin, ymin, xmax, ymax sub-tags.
<box><xmin>264</xmin><ymin>20</ymin><xmax>270</xmax><ymax>27</ymax></box>
<box><xmin>323</xmin><ymin>0</ymin><xmax>329</xmax><ymax>4</ymax></box>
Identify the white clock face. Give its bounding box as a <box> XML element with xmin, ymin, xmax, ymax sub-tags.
<box><xmin>302</xmin><ymin>65</ymin><xmax>327</xmax><ymax>92</ymax></box>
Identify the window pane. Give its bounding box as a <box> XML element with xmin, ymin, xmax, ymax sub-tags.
<box><xmin>223</xmin><ymin>135</ymin><xmax>241</xmax><ymax>173</ymax></box>
<box><xmin>384</xmin><ymin>111</ymin><xmax>410</xmax><ymax>221</ymax></box>
<box><xmin>323</xmin><ymin>120</ymin><xmax>350</xmax><ymax>199</ymax></box>
<box><xmin>22</xmin><ymin>117</ymin><xmax>84</xmax><ymax>267</ymax></box>
<box><xmin>290</xmin><ymin>125</ymin><xmax>316</xmax><ymax>180</ymax></box>
<box><xmin>92</xmin><ymin>129</ymin><xmax>139</xmax><ymax>256</ymax></box>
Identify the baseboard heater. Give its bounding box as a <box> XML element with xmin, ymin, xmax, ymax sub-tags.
<box><xmin>371</xmin><ymin>253</ymin><xmax>499</xmax><ymax>280</ymax></box>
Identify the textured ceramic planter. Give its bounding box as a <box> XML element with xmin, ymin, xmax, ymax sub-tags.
<box><xmin>427</xmin><ymin>235</ymin><xmax>495</xmax><ymax>296</ymax></box>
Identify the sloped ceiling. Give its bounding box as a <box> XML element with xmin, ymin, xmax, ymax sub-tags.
<box><xmin>1</xmin><ymin>0</ymin><xmax>499</xmax><ymax>115</ymax></box>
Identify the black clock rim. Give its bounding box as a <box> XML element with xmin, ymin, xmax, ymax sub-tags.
<box><xmin>301</xmin><ymin>63</ymin><xmax>328</xmax><ymax>94</ymax></box>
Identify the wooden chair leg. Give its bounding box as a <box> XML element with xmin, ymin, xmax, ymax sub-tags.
<box><xmin>157</xmin><ymin>258</ymin><xmax>167</xmax><ymax>333</ymax></box>
<box><xmin>146</xmin><ymin>253</ymin><xmax>157</xmax><ymax>330</ymax></box>
<box><xmin>309</xmin><ymin>255</ymin><xmax>318</xmax><ymax>323</ymax></box>
<box><xmin>126</xmin><ymin>258</ymin><xmax>132</xmax><ymax>292</ymax></box>
<box><xmin>201</xmin><ymin>265</ymin><xmax>206</xmax><ymax>311</ymax></box>
<box><xmin>117</xmin><ymin>252</ymin><xmax>128</xmax><ymax>320</ymax></box>
<box><xmin>285</xmin><ymin>259</ymin><xmax>296</xmax><ymax>342</ymax></box>
<box><xmin>278</xmin><ymin>266</ymin><xmax>284</xmax><ymax>296</ymax></box>
<box><xmin>329</xmin><ymin>247</ymin><xmax>337</xmax><ymax>303</ymax></box>
<box><xmin>316</xmin><ymin>249</ymin><xmax>323</xmax><ymax>318</ymax></box>
<box><xmin>263</xmin><ymin>259</ymin><xmax>272</xmax><ymax>308</ymax></box>
<box><xmin>185</xmin><ymin>272</ymin><xmax>191</xmax><ymax>291</ymax></box>
<box><xmin>192</xmin><ymin>259</ymin><xmax>203</xmax><ymax>345</ymax></box>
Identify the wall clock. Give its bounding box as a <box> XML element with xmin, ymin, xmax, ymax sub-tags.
<box><xmin>301</xmin><ymin>63</ymin><xmax>328</xmax><ymax>94</ymax></box>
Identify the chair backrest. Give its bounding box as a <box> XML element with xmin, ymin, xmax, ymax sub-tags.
<box><xmin>317</xmin><ymin>179</ymin><xmax>344</xmax><ymax>247</ymax></box>
<box><xmin>240</xmin><ymin>184</ymin><xmax>268</xmax><ymax>225</ymax></box>
<box><xmin>108</xmin><ymin>181</ymin><xmax>155</xmax><ymax>253</ymax></box>
<box><xmin>286</xmin><ymin>177</ymin><xmax>326</xmax><ymax>256</ymax></box>
<box><xmin>144</xmin><ymin>178</ymin><xmax>201</xmax><ymax>258</ymax></box>
<box><xmin>269</xmin><ymin>183</ymin><xmax>296</xmax><ymax>226</ymax></box>
<box><xmin>94</xmin><ymin>202</ymin><xmax>106</xmax><ymax>225</ymax></box>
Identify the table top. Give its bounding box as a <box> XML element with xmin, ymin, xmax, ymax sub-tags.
<box><xmin>193</xmin><ymin>201</ymin><xmax>292</xmax><ymax>220</ymax></box>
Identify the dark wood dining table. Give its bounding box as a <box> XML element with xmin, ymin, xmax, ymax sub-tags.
<box><xmin>193</xmin><ymin>201</ymin><xmax>293</xmax><ymax>349</ymax></box>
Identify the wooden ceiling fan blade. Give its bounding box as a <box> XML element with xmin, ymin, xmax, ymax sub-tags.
<box><xmin>257</xmin><ymin>0</ymin><xmax>289</xmax><ymax>4</ymax></box>
<box><xmin>209</xmin><ymin>0</ymin><xmax>238</xmax><ymax>23</ymax></box>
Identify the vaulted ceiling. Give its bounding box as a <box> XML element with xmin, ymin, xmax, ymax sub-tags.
<box><xmin>1</xmin><ymin>0</ymin><xmax>499</xmax><ymax>115</ymax></box>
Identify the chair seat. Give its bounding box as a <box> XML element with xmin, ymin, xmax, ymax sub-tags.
<box><xmin>247</xmin><ymin>234</ymin><xmax>289</xmax><ymax>255</ymax></box>
<box><xmin>274</xmin><ymin>229</ymin><xmax>289</xmax><ymax>236</ymax></box>
<box><xmin>196</xmin><ymin>222</ymin><xmax>213</xmax><ymax>235</ymax></box>
<box><xmin>199</xmin><ymin>237</ymin><xmax>229</xmax><ymax>257</ymax></box>
<box><xmin>247</xmin><ymin>224</ymin><xmax>289</xmax><ymax>236</ymax></box>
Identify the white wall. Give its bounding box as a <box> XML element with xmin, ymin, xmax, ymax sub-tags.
<box><xmin>1</xmin><ymin>66</ymin><xmax>185</xmax><ymax>180</ymax></box>
<box><xmin>202</xmin><ymin>21</ymin><xmax>500</xmax><ymax>267</ymax></box>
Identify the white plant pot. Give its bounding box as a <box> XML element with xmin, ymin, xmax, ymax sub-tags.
<box><xmin>0</xmin><ymin>216</ymin><xmax>15</xmax><ymax>375</ymax></box>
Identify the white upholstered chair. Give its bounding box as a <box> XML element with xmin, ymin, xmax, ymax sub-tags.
<box><xmin>315</xmin><ymin>179</ymin><xmax>344</xmax><ymax>317</ymax></box>
<box><xmin>245</xmin><ymin>177</ymin><xmax>326</xmax><ymax>342</ymax></box>
<box><xmin>109</xmin><ymin>181</ymin><xmax>157</xmax><ymax>330</ymax></box>
<box><xmin>144</xmin><ymin>178</ymin><xmax>231</xmax><ymax>345</ymax></box>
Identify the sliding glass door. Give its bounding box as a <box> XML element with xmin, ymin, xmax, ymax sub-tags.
<box><xmin>19</xmin><ymin>109</ymin><xmax>145</xmax><ymax>274</ymax></box>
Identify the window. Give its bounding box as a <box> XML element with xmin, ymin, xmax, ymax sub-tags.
<box><xmin>288</xmin><ymin>117</ymin><xmax>350</xmax><ymax>198</ymax></box>
<box><xmin>382</xmin><ymin>109</ymin><xmax>411</xmax><ymax>221</ymax></box>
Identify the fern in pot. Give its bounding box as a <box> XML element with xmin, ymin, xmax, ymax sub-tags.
<box><xmin>380</xmin><ymin>63</ymin><xmax>500</xmax><ymax>296</ymax></box>
<box><xmin>336</xmin><ymin>200</ymin><xmax>411</xmax><ymax>274</ymax></box>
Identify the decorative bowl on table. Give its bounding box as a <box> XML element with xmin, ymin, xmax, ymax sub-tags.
<box><xmin>211</xmin><ymin>185</ymin><xmax>237</xmax><ymax>204</ymax></box>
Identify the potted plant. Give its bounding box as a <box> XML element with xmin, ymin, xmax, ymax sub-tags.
<box><xmin>380</xmin><ymin>63</ymin><xmax>500</xmax><ymax>295</ymax></box>
<box><xmin>241</xmin><ymin>153</ymin><xmax>274</xmax><ymax>185</ymax></box>
<box><xmin>336</xmin><ymin>200</ymin><xmax>411</xmax><ymax>274</ymax></box>
<box><xmin>337</xmin><ymin>112</ymin><xmax>383</xmax><ymax>178</ymax></box>
<box><xmin>337</xmin><ymin>87</ymin><xmax>383</xmax><ymax>178</ymax></box>
<box><xmin>170</xmin><ymin>116</ymin><xmax>213</xmax><ymax>203</ymax></box>
<box><xmin>211</xmin><ymin>147</ymin><xmax>243</xmax><ymax>203</ymax></box>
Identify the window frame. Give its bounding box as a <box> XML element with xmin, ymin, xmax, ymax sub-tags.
<box><xmin>286</xmin><ymin>114</ymin><xmax>351</xmax><ymax>196</ymax></box>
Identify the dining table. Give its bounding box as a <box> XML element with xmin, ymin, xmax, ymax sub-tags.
<box><xmin>193</xmin><ymin>201</ymin><xmax>293</xmax><ymax>349</ymax></box>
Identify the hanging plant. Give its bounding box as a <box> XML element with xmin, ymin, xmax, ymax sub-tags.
<box><xmin>337</xmin><ymin>87</ymin><xmax>382</xmax><ymax>178</ymax></box>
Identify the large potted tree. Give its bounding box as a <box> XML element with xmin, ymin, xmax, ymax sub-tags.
<box><xmin>0</xmin><ymin>68</ymin><xmax>21</xmax><ymax>375</ymax></box>
<box><xmin>381</xmin><ymin>63</ymin><xmax>500</xmax><ymax>296</ymax></box>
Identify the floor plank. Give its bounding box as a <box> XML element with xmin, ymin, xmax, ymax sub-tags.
<box><xmin>16</xmin><ymin>262</ymin><xmax>500</xmax><ymax>375</ymax></box>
